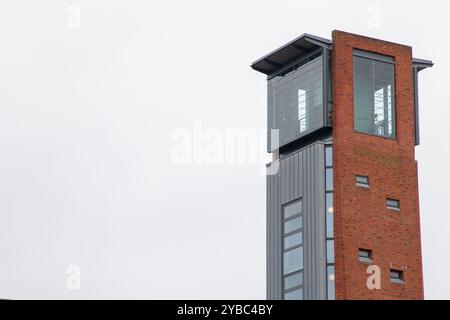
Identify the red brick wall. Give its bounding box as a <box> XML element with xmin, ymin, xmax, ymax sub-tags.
<box><xmin>331</xmin><ymin>30</ymin><xmax>424</xmax><ymax>300</ymax></box>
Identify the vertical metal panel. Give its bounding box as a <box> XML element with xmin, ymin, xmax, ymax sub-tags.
<box><xmin>267</xmin><ymin>141</ymin><xmax>328</xmax><ymax>300</ymax></box>
<box><xmin>294</xmin><ymin>152</ymin><xmax>299</xmax><ymax>199</ymax></box>
<box><xmin>267</xmin><ymin>172</ymin><xmax>270</xmax><ymax>299</ymax></box>
<box><xmin>318</xmin><ymin>144</ymin><xmax>327</xmax><ymax>299</ymax></box>
<box><xmin>413</xmin><ymin>67</ymin><xmax>420</xmax><ymax>145</ymax></box>
<box><xmin>289</xmin><ymin>155</ymin><xmax>295</xmax><ymax>200</ymax></box>
<box><xmin>276</xmin><ymin>162</ymin><xmax>282</xmax><ymax>299</ymax></box>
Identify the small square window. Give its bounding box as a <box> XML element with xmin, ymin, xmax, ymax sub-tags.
<box><xmin>355</xmin><ymin>175</ymin><xmax>369</xmax><ymax>188</ymax></box>
<box><xmin>390</xmin><ymin>269</ymin><xmax>404</xmax><ymax>284</ymax></box>
<box><xmin>386</xmin><ymin>198</ymin><xmax>400</xmax><ymax>211</ymax></box>
<box><xmin>358</xmin><ymin>248</ymin><xmax>373</xmax><ymax>263</ymax></box>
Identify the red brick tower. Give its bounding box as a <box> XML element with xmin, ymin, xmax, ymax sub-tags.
<box><xmin>252</xmin><ymin>30</ymin><xmax>432</xmax><ymax>300</ymax></box>
<box><xmin>332</xmin><ymin>31</ymin><xmax>427</xmax><ymax>299</ymax></box>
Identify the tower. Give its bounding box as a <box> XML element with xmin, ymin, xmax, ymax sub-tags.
<box><xmin>251</xmin><ymin>31</ymin><xmax>432</xmax><ymax>300</ymax></box>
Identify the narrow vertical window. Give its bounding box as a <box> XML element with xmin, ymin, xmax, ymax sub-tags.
<box><xmin>326</xmin><ymin>193</ymin><xmax>333</xmax><ymax>239</ymax></box>
<box><xmin>298</xmin><ymin>89</ymin><xmax>307</xmax><ymax>132</ymax></box>
<box><xmin>326</xmin><ymin>240</ymin><xmax>335</xmax><ymax>264</ymax></box>
<box><xmin>325</xmin><ymin>147</ymin><xmax>333</xmax><ymax>167</ymax></box>
<box><xmin>324</xmin><ymin>145</ymin><xmax>335</xmax><ymax>300</ymax></box>
<box><xmin>325</xmin><ymin>168</ymin><xmax>333</xmax><ymax>191</ymax></box>
<box><xmin>282</xmin><ymin>199</ymin><xmax>304</xmax><ymax>300</ymax></box>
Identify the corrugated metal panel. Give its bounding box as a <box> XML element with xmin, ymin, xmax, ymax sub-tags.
<box><xmin>413</xmin><ymin>68</ymin><xmax>420</xmax><ymax>145</ymax></box>
<box><xmin>266</xmin><ymin>172</ymin><xmax>272</xmax><ymax>299</ymax></box>
<box><xmin>267</xmin><ymin>141</ymin><xmax>328</xmax><ymax>300</ymax></box>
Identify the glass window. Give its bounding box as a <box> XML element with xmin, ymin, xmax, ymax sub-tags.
<box><xmin>326</xmin><ymin>240</ymin><xmax>334</xmax><ymax>264</ymax></box>
<box><xmin>284</xmin><ymin>200</ymin><xmax>302</xmax><ymax>219</ymax></box>
<box><xmin>284</xmin><ymin>216</ymin><xmax>302</xmax><ymax>234</ymax></box>
<box><xmin>284</xmin><ymin>272</ymin><xmax>303</xmax><ymax>290</ymax></box>
<box><xmin>326</xmin><ymin>168</ymin><xmax>333</xmax><ymax>191</ymax></box>
<box><xmin>284</xmin><ymin>288</ymin><xmax>303</xmax><ymax>300</ymax></box>
<box><xmin>355</xmin><ymin>175</ymin><xmax>369</xmax><ymax>187</ymax></box>
<box><xmin>283</xmin><ymin>247</ymin><xmax>303</xmax><ymax>275</ymax></box>
<box><xmin>358</xmin><ymin>249</ymin><xmax>373</xmax><ymax>263</ymax></box>
<box><xmin>354</xmin><ymin>54</ymin><xmax>395</xmax><ymax>138</ymax></box>
<box><xmin>284</xmin><ymin>232</ymin><xmax>302</xmax><ymax>250</ymax></box>
<box><xmin>386</xmin><ymin>198</ymin><xmax>400</xmax><ymax>210</ymax></box>
<box><xmin>298</xmin><ymin>89</ymin><xmax>307</xmax><ymax>133</ymax></box>
<box><xmin>326</xmin><ymin>193</ymin><xmax>334</xmax><ymax>239</ymax></box>
<box><xmin>325</xmin><ymin>146</ymin><xmax>333</xmax><ymax>167</ymax></box>
<box><xmin>390</xmin><ymin>269</ymin><xmax>404</xmax><ymax>283</ymax></box>
<box><xmin>268</xmin><ymin>55</ymin><xmax>324</xmax><ymax>151</ymax></box>
<box><xmin>327</xmin><ymin>266</ymin><xmax>335</xmax><ymax>300</ymax></box>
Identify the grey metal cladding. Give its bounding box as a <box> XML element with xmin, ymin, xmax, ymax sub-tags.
<box><xmin>412</xmin><ymin>58</ymin><xmax>434</xmax><ymax>72</ymax></box>
<box><xmin>413</xmin><ymin>68</ymin><xmax>420</xmax><ymax>145</ymax></box>
<box><xmin>412</xmin><ymin>59</ymin><xmax>433</xmax><ymax>145</ymax></box>
<box><xmin>267</xmin><ymin>56</ymin><xmax>325</xmax><ymax>152</ymax></box>
<box><xmin>266</xmin><ymin>142</ymin><xmax>327</xmax><ymax>300</ymax></box>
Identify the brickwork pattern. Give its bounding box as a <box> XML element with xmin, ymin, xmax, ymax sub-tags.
<box><xmin>332</xmin><ymin>30</ymin><xmax>424</xmax><ymax>300</ymax></box>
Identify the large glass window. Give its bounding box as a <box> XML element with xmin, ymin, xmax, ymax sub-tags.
<box><xmin>268</xmin><ymin>55</ymin><xmax>324</xmax><ymax>151</ymax></box>
<box><xmin>282</xmin><ymin>199</ymin><xmax>304</xmax><ymax>300</ymax></box>
<box><xmin>353</xmin><ymin>51</ymin><xmax>395</xmax><ymax>138</ymax></box>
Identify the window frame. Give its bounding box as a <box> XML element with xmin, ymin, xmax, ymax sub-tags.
<box><xmin>282</xmin><ymin>198</ymin><xmax>304</xmax><ymax>300</ymax></box>
<box><xmin>324</xmin><ymin>144</ymin><xmax>335</xmax><ymax>300</ymax></box>
<box><xmin>355</xmin><ymin>175</ymin><xmax>369</xmax><ymax>188</ymax></box>
<box><xmin>386</xmin><ymin>198</ymin><xmax>400</xmax><ymax>211</ymax></box>
<box><xmin>352</xmin><ymin>49</ymin><xmax>397</xmax><ymax>140</ymax></box>
<box><xmin>390</xmin><ymin>269</ymin><xmax>405</xmax><ymax>284</ymax></box>
<box><xmin>358</xmin><ymin>248</ymin><xmax>373</xmax><ymax>264</ymax></box>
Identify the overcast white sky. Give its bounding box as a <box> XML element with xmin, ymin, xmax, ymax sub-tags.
<box><xmin>0</xmin><ymin>0</ymin><xmax>448</xmax><ymax>299</ymax></box>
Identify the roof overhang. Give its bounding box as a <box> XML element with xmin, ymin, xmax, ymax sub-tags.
<box><xmin>250</xmin><ymin>33</ymin><xmax>332</xmax><ymax>76</ymax></box>
<box><xmin>412</xmin><ymin>58</ymin><xmax>434</xmax><ymax>72</ymax></box>
<box><xmin>251</xmin><ymin>33</ymin><xmax>433</xmax><ymax>75</ymax></box>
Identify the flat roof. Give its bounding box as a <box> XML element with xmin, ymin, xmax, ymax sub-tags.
<box><xmin>250</xmin><ymin>33</ymin><xmax>331</xmax><ymax>75</ymax></box>
<box><xmin>251</xmin><ymin>33</ymin><xmax>433</xmax><ymax>76</ymax></box>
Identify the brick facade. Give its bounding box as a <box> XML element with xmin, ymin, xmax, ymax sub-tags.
<box><xmin>332</xmin><ymin>30</ymin><xmax>424</xmax><ymax>299</ymax></box>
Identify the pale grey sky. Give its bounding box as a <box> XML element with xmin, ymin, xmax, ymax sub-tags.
<box><xmin>0</xmin><ymin>0</ymin><xmax>448</xmax><ymax>299</ymax></box>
